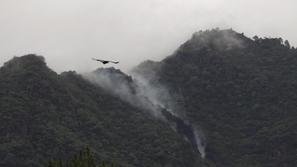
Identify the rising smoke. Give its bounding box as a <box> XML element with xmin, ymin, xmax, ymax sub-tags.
<box><xmin>83</xmin><ymin>67</ymin><xmax>207</xmax><ymax>158</ymax></box>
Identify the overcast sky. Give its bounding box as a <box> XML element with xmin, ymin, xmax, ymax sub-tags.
<box><xmin>0</xmin><ymin>0</ymin><xmax>296</xmax><ymax>73</ymax></box>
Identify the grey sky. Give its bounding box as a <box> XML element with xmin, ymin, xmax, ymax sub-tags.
<box><xmin>0</xmin><ymin>0</ymin><xmax>296</xmax><ymax>73</ymax></box>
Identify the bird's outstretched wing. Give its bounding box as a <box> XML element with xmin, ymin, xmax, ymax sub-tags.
<box><xmin>109</xmin><ymin>61</ymin><xmax>119</xmax><ymax>64</ymax></box>
<box><xmin>92</xmin><ymin>58</ymin><xmax>119</xmax><ymax>64</ymax></box>
<box><xmin>92</xmin><ymin>58</ymin><xmax>104</xmax><ymax>62</ymax></box>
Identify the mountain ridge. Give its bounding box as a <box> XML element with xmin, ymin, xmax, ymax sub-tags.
<box><xmin>1</xmin><ymin>29</ymin><xmax>297</xmax><ymax>167</ymax></box>
<box><xmin>133</xmin><ymin>28</ymin><xmax>297</xmax><ymax>167</ymax></box>
<box><xmin>0</xmin><ymin>54</ymin><xmax>202</xmax><ymax>167</ymax></box>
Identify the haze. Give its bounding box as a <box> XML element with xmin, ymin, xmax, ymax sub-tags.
<box><xmin>0</xmin><ymin>0</ymin><xmax>296</xmax><ymax>73</ymax></box>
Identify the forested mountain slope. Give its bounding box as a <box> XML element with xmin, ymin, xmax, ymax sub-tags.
<box><xmin>1</xmin><ymin>28</ymin><xmax>297</xmax><ymax>167</ymax></box>
<box><xmin>133</xmin><ymin>29</ymin><xmax>297</xmax><ymax>167</ymax></box>
<box><xmin>0</xmin><ymin>55</ymin><xmax>201</xmax><ymax>167</ymax></box>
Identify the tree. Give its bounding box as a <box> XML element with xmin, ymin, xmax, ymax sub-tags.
<box><xmin>46</xmin><ymin>148</ymin><xmax>117</xmax><ymax>167</ymax></box>
<box><xmin>253</xmin><ymin>36</ymin><xmax>260</xmax><ymax>41</ymax></box>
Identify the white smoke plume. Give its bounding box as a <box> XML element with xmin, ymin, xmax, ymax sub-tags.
<box><xmin>193</xmin><ymin>125</ymin><xmax>207</xmax><ymax>158</ymax></box>
<box><xmin>83</xmin><ymin>68</ymin><xmax>169</xmax><ymax>118</ymax></box>
<box><xmin>83</xmin><ymin>67</ymin><xmax>207</xmax><ymax>158</ymax></box>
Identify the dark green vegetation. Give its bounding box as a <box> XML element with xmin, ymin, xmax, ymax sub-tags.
<box><xmin>47</xmin><ymin>148</ymin><xmax>117</xmax><ymax>167</ymax></box>
<box><xmin>1</xmin><ymin>28</ymin><xmax>297</xmax><ymax>167</ymax></box>
<box><xmin>134</xmin><ymin>29</ymin><xmax>297</xmax><ymax>167</ymax></box>
<box><xmin>0</xmin><ymin>55</ymin><xmax>201</xmax><ymax>167</ymax></box>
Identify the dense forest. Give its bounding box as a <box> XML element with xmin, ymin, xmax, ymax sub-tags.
<box><xmin>134</xmin><ymin>29</ymin><xmax>297</xmax><ymax>167</ymax></box>
<box><xmin>0</xmin><ymin>55</ymin><xmax>201</xmax><ymax>167</ymax></box>
<box><xmin>0</xmin><ymin>29</ymin><xmax>297</xmax><ymax>167</ymax></box>
<box><xmin>47</xmin><ymin>148</ymin><xmax>118</xmax><ymax>167</ymax></box>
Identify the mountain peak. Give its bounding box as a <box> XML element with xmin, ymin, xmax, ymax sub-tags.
<box><xmin>181</xmin><ymin>28</ymin><xmax>248</xmax><ymax>52</ymax></box>
<box><xmin>1</xmin><ymin>54</ymin><xmax>49</xmax><ymax>73</ymax></box>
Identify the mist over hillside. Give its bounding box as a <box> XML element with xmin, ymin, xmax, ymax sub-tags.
<box><xmin>0</xmin><ymin>55</ymin><xmax>202</xmax><ymax>167</ymax></box>
<box><xmin>1</xmin><ymin>29</ymin><xmax>297</xmax><ymax>167</ymax></box>
<box><xmin>133</xmin><ymin>29</ymin><xmax>297</xmax><ymax>166</ymax></box>
<box><xmin>83</xmin><ymin>67</ymin><xmax>207</xmax><ymax>158</ymax></box>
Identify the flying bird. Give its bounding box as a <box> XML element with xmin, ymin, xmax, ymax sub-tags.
<box><xmin>92</xmin><ymin>58</ymin><xmax>119</xmax><ymax>64</ymax></box>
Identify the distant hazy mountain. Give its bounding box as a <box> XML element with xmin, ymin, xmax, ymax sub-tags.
<box><xmin>133</xmin><ymin>29</ymin><xmax>297</xmax><ymax>167</ymax></box>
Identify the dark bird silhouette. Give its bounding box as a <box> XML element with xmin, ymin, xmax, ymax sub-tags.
<box><xmin>92</xmin><ymin>58</ymin><xmax>119</xmax><ymax>64</ymax></box>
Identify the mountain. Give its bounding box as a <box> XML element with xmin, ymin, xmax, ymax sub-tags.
<box><xmin>133</xmin><ymin>29</ymin><xmax>297</xmax><ymax>167</ymax></box>
<box><xmin>0</xmin><ymin>55</ymin><xmax>202</xmax><ymax>167</ymax></box>
<box><xmin>1</xmin><ymin>28</ymin><xmax>297</xmax><ymax>167</ymax></box>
